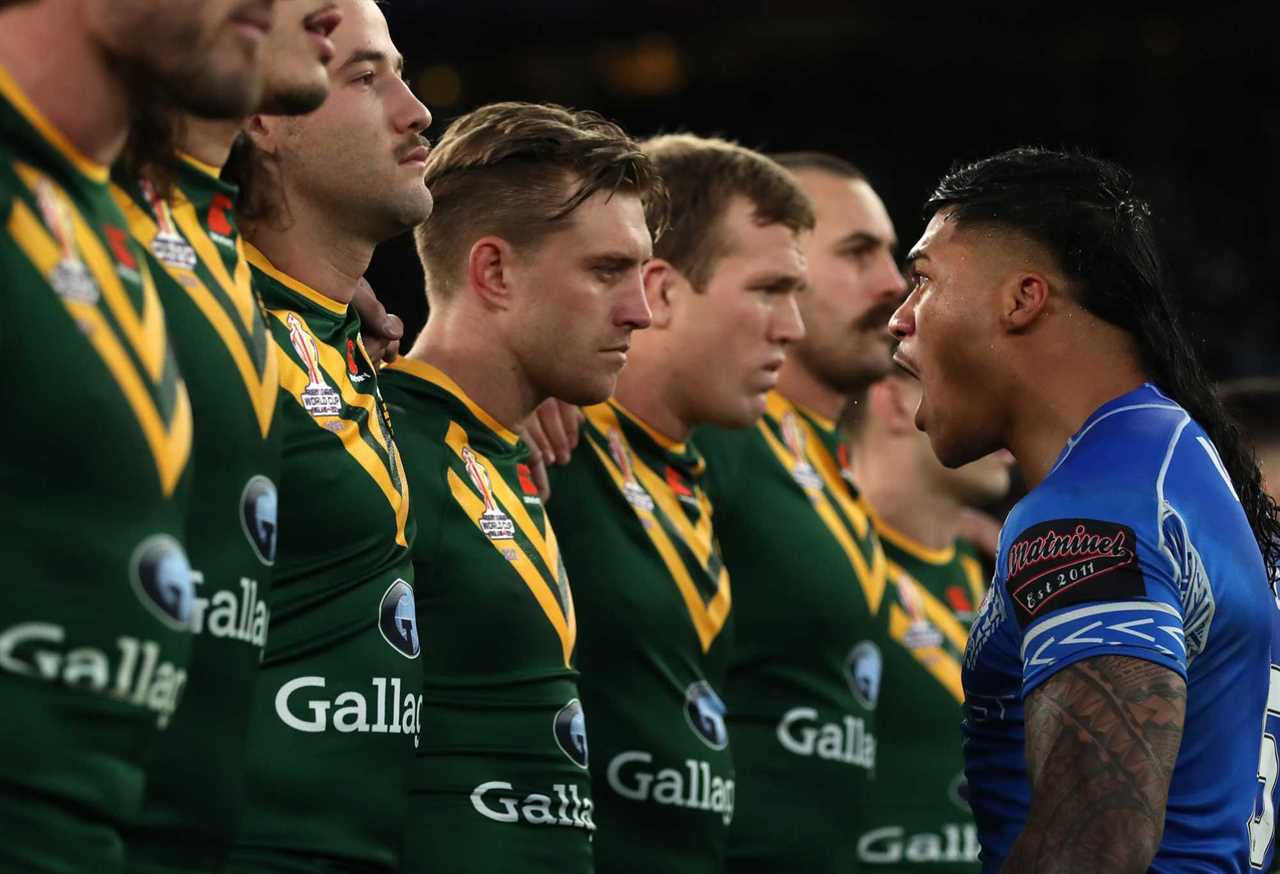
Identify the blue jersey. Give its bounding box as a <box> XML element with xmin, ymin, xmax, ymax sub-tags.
<box><xmin>962</xmin><ymin>383</ymin><xmax>1278</xmax><ymax>872</ymax></box>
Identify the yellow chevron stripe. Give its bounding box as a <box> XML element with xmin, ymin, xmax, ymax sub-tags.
<box><xmin>960</xmin><ymin>554</ymin><xmax>987</xmax><ymax>609</ymax></box>
<box><xmin>889</xmin><ymin>603</ymin><xmax>964</xmax><ymax>703</ymax></box>
<box><xmin>887</xmin><ymin>559</ymin><xmax>971</xmax><ymax>653</ymax></box>
<box><xmin>448</xmin><ymin>467</ymin><xmax>575</xmax><ymax>666</ymax></box>
<box><xmin>7</xmin><ymin>199</ymin><xmax>191</xmax><ymax>495</ymax></box>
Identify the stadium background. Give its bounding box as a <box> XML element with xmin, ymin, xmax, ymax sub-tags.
<box><xmin>368</xmin><ymin>0</ymin><xmax>1277</xmax><ymax>384</ymax></box>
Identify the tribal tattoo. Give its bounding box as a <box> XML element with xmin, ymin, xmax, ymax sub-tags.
<box><xmin>1002</xmin><ymin>655</ymin><xmax>1186</xmax><ymax>874</ymax></box>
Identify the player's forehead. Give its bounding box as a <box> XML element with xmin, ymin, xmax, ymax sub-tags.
<box><xmin>797</xmin><ymin>171</ymin><xmax>896</xmax><ymax>247</ymax></box>
<box><xmin>332</xmin><ymin>0</ymin><xmax>403</xmax><ymax>72</ymax></box>
<box><xmin>553</xmin><ymin>189</ymin><xmax>653</xmax><ymax>261</ymax></box>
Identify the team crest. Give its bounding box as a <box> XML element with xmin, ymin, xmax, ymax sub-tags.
<box><xmin>286</xmin><ymin>313</ymin><xmax>342</xmax><ymax>416</ymax></box>
<box><xmin>846</xmin><ymin>640</ymin><xmax>883</xmax><ymax>710</ymax></box>
<box><xmin>130</xmin><ymin>533</ymin><xmax>195</xmax><ymax>630</ymax></box>
<box><xmin>239</xmin><ymin>475</ymin><xmax>278</xmax><ymax>566</ymax></box>
<box><xmin>461</xmin><ymin>446</ymin><xmax>515</xmax><ymax>540</ymax></box>
<box><xmin>138</xmin><ymin>178</ymin><xmax>198</xmax><ymax>270</ymax></box>
<box><xmin>378</xmin><ymin>578</ymin><xmax>420</xmax><ymax>659</ymax></box>
<box><xmin>896</xmin><ymin>574</ymin><xmax>944</xmax><ymax>650</ymax></box>
<box><xmin>606</xmin><ymin>428</ymin><xmax>655</xmax><ymax>512</ymax></box>
<box><xmin>780</xmin><ymin>412</ymin><xmax>823</xmax><ymax>490</ymax></box>
<box><xmin>33</xmin><ymin>176</ymin><xmax>99</xmax><ymax>305</ymax></box>
<box><xmin>553</xmin><ymin>699</ymin><xmax>589</xmax><ymax>768</ymax></box>
<box><xmin>684</xmin><ymin>681</ymin><xmax>729</xmax><ymax>750</ymax></box>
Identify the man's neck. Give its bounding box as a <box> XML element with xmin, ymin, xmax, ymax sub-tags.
<box><xmin>612</xmin><ymin>347</ymin><xmax>692</xmax><ymax>443</ymax></box>
<box><xmin>852</xmin><ymin>445</ymin><xmax>961</xmax><ymax>552</ymax></box>
<box><xmin>776</xmin><ymin>357</ymin><xmax>850</xmax><ymax>424</ymax></box>
<box><xmin>181</xmin><ymin>117</ymin><xmax>245</xmax><ymax>171</ymax></box>
<box><xmin>0</xmin><ymin>6</ymin><xmax>132</xmax><ymax>166</ymax></box>
<box><xmin>245</xmin><ymin>202</ymin><xmax>374</xmax><ymax>305</ymax></box>
<box><xmin>406</xmin><ymin>305</ymin><xmax>539</xmax><ymax>433</ymax></box>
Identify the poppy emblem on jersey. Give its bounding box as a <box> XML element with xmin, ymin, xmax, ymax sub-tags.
<box><xmin>846</xmin><ymin>641</ymin><xmax>883</xmax><ymax>710</ymax></box>
<box><xmin>130</xmin><ymin>533</ymin><xmax>195</xmax><ymax>631</ymax></box>
<box><xmin>345</xmin><ymin>339</ymin><xmax>369</xmax><ymax>383</ymax></box>
<box><xmin>1005</xmin><ymin>518</ymin><xmax>1145</xmax><ymax>628</ymax></box>
<box><xmin>104</xmin><ymin>225</ymin><xmax>138</xmax><ymax>271</ymax></box>
<box><xmin>461</xmin><ymin>446</ymin><xmax>516</xmax><ymax>540</ymax></box>
<box><xmin>553</xmin><ymin>699</ymin><xmax>590</xmax><ymax>768</ymax></box>
<box><xmin>207</xmin><ymin>193</ymin><xmax>235</xmax><ymax>241</ymax></box>
<box><xmin>684</xmin><ymin>681</ymin><xmax>729</xmax><ymax>750</ymax></box>
<box><xmin>139</xmin><ymin>177</ymin><xmax>197</xmax><ymax>270</ymax></box>
<box><xmin>780</xmin><ymin>412</ymin><xmax>823</xmax><ymax>490</ymax></box>
<box><xmin>896</xmin><ymin>574</ymin><xmax>943</xmax><ymax>650</ymax></box>
<box><xmin>239</xmin><ymin>475</ymin><xmax>278</xmax><ymax>566</ymax></box>
<box><xmin>33</xmin><ymin>177</ymin><xmax>99</xmax><ymax>305</ymax></box>
<box><xmin>606</xmin><ymin>428</ymin><xmax>655</xmax><ymax>512</ymax></box>
<box><xmin>286</xmin><ymin>313</ymin><xmax>342</xmax><ymax>417</ymax></box>
<box><xmin>378</xmin><ymin>578</ymin><xmax>421</xmax><ymax>659</ymax></box>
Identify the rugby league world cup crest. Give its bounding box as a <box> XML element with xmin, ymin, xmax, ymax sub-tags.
<box><xmin>606</xmin><ymin>427</ymin><xmax>655</xmax><ymax>512</ymax></box>
<box><xmin>780</xmin><ymin>411</ymin><xmax>823</xmax><ymax>490</ymax></box>
<box><xmin>286</xmin><ymin>313</ymin><xmax>342</xmax><ymax>417</ymax></box>
<box><xmin>33</xmin><ymin>176</ymin><xmax>99</xmax><ymax>306</ymax></box>
<box><xmin>138</xmin><ymin>177</ymin><xmax>197</xmax><ymax>271</ymax></box>
<box><xmin>461</xmin><ymin>446</ymin><xmax>516</xmax><ymax>541</ymax></box>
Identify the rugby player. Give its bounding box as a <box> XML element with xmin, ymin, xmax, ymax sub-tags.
<box><xmin>379</xmin><ymin>101</ymin><xmax>663</xmax><ymax>874</ymax></box>
<box><xmin>221</xmin><ymin>0</ymin><xmax>433</xmax><ymax>869</ymax></box>
<box><xmin>842</xmin><ymin>373</ymin><xmax>1014</xmax><ymax>870</ymax></box>
<box><xmin>889</xmin><ymin>147</ymin><xmax>1280</xmax><ymax>871</ymax></box>
<box><xmin>0</xmin><ymin>1</ymin><xmax>275</xmax><ymax>871</ymax></box>
<box><xmin>108</xmin><ymin>4</ymin><xmax>341</xmax><ymax>872</ymax></box>
<box><xmin>547</xmin><ymin>134</ymin><xmax>811</xmax><ymax>874</ymax></box>
<box><xmin>693</xmin><ymin>151</ymin><xmax>907</xmax><ymax>873</ymax></box>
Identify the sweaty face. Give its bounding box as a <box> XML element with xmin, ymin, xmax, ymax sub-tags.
<box><xmin>790</xmin><ymin>171</ymin><xmax>907</xmax><ymax>394</ymax></box>
<box><xmin>889</xmin><ymin>210</ymin><xmax>1007</xmax><ymax>468</ymax></box>
<box><xmin>669</xmin><ymin>197</ymin><xmax>807</xmax><ymax>428</ymax></box>
<box><xmin>257</xmin><ymin>0</ymin><xmax>343</xmax><ymax>115</ymax></box>
<box><xmin>95</xmin><ymin>0</ymin><xmax>275</xmax><ymax>118</ymax></box>
<box><xmin>272</xmin><ymin>0</ymin><xmax>432</xmax><ymax>241</ymax></box>
<box><xmin>510</xmin><ymin>190</ymin><xmax>654</xmax><ymax>406</ymax></box>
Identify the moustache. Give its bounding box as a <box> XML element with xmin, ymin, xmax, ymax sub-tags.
<box><xmin>396</xmin><ymin>136</ymin><xmax>432</xmax><ymax>161</ymax></box>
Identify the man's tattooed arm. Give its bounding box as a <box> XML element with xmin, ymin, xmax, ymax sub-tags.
<box><xmin>1002</xmin><ymin>655</ymin><xmax>1187</xmax><ymax>874</ymax></box>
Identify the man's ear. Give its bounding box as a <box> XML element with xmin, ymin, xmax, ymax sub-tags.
<box><xmin>1002</xmin><ymin>271</ymin><xmax>1052</xmax><ymax>332</ymax></box>
<box><xmin>466</xmin><ymin>236</ymin><xmax>517</xmax><ymax>311</ymax></box>
<box><xmin>641</xmin><ymin>258</ymin><xmax>687</xmax><ymax>330</ymax></box>
<box><xmin>244</xmin><ymin>114</ymin><xmax>282</xmax><ymax>154</ymax></box>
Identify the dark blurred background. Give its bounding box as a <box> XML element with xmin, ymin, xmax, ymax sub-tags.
<box><xmin>369</xmin><ymin>0</ymin><xmax>1278</xmax><ymax>381</ymax></box>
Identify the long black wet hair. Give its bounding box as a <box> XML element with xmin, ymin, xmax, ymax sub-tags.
<box><xmin>926</xmin><ymin>146</ymin><xmax>1280</xmax><ymax>577</ymax></box>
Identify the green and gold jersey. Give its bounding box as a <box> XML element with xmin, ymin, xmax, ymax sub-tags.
<box><xmin>548</xmin><ymin>400</ymin><xmax>735</xmax><ymax>874</ymax></box>
<box><xmin>228</xmin><ymin>247</ymin><xmax>419</xmax><ymax>874</ymax></box>
<box><xmin>379</xmin><ymin>359</ymin><xmax>592</xmax><ymax>874</ymax></box>
<box><xmin>696</xmin><ymin>390</ymin><xmax>888</xmax><ymax>874</ymax></box>
<box><xmin>110</xmin><ymin>157</ymin><xmax>280</xmax><ymax>874</ymax></box>
<box><xmin>0</xmin><ymin>65</ymin><xmax>194</xmax><ymax>874</ymax></box>
<box><xmin>857</xmin><ymin>512</ymin><xmax>985</xmax><ymax>871</ymax></box>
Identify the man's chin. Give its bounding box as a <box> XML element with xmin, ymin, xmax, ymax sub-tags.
<box><xmin>256</xmin><ymin>79</ymin><xmax>329</xmax><ymax>116</ymax></box>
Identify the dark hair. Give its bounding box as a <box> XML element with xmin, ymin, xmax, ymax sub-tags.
<box><xmin>642</xmin><ymin>134</ymin><xmax>815</xmax><ymax>290</ymax></box>
<box><xmin>117</xmin><ymin>98</ymin><xmax>184</xmax><ymax>199</ymax></box>
<box><xmin>772</xmin><ymin>151</ymin><xmax>866</xmax><ymax>182</ymax></box>
<box><xmin>416</xmin><ymin>101</ymin><xmax>668</xmax><ymax>300</ymax></box>
<box><xmin>927</xmin><ymin>146</ymin><xmax>1280</xmax><ymax>575</ymax></box>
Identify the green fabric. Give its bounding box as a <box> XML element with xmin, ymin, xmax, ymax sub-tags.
<box><xmin>228</xmin><ymin>253</ymin><xmax>418</xmax><ymax>873</ymax></box>
<box><xmin>696</xmin><ymin>391</ymin><xmax>889</xmax><ymax>874</ymax></box>
<box><xmin>548</xmin><ymin>400</ymin><xmax>735</xmax><ymax>874</ymax></box>
<box><xmin>0</xmin><ymin>70</ymin><xmax>194</xmax><ymax>874</ymax></box>
<box><xmin>857</xmin><ymin>521</ymin><xmax>985</xmax><ymax>871</ymax></box>
<box><xmin>379</xmin><ymin>358</ymin><xmax>592</xmax><ymax>874</ymax></box>
<box><xmin>112</xmin><ymin>157</ymin><xmax>282</xmax><ymax>874</ymax></box>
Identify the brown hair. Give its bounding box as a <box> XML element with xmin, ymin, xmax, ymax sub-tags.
<box><xmin>415</xmin><ymin>101</ymin><xmax>668</xmax><ymax>299</ymax></box>
<box><xmin>641</xmin><ymin>134</ymin><xmax>815</xmax><ymax>291</ymax></box>
<box><xmin>772</xmin><ymin>151</ymin><xmax>865</xmax><ymax>181</ymax></box>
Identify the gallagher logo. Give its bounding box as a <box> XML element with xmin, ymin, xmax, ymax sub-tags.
<box><xmin>130</xmin><ymin>534</ymin><xmax>195</xmax><ymax>630</ymax></box>
<box><xmin>239</xmin><ymin>475</ymin><xmax>278</xmax><ymax>566</ymax></box>
<box><xmin>553</xmin><ymin>699</ymin><xmax>589</xmax><ymax>768</ymax></box>
<box><xmin>378</xmin><ymin>579</ymin><xmax>420</xmax><ymax>659</ymax></box>
<box><xmin>1005</xmin><ymin>518</ymin><xmax>1144</xmax><ymax>627</ymax></box>
<box><xmin>684</xmin><ymin>681</ymin><xmax>728</xmax><ymax>750</ymax></box>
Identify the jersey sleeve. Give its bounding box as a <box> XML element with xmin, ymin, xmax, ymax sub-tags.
<box><xmin>1006</xmin><ymin>509</ymin><xmax>1192</xmax><ymax>696</ymax></box>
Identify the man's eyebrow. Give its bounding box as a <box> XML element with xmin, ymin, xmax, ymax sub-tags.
<box><xmin>905</xmin><ymin>247</ymin><xmax>930</xmax><ymax>266</ymax></box>
<box><xmin>340</xmin><ymin>49</ymin><xmax>405</xmax><ymax>75</ymax></box>
<box><xmin>749</xmin><ymin>271</ymin><xmax>807</xmax><ymax>292</ymax></box>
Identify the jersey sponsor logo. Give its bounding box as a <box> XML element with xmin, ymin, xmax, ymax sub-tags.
<box><xmin>666</xmin><ymin>465</ymin><xmax>700</xmax><ymax>508</ymax></box>
<box><xmin>684</xmin><ymin>680</ymin><xmax>729</xmax><ymax>750</ymax></box>
<box><xmin>285</xmin><ymin>313</ymin><xmax>342</xmax><ymax>417</ymax></box>
<box><xmin>138</xmin><ymin>178</ymin><xmax>198</xmax><ymax>270</ymax></box>
<box><xmin>130</xmin><ymin>534</ymin><xmax>195</xmax><ymax>630</ymax></box>
<box><xmin>857</xmin><ymin>823</ymin><xmax>979</xmax><ymax>865</ymax></box>
<box><xmin>776</xmin><ymin>707</ymin><xmax>875</xmax><ymax>769</ymax></box>
<box><xmin>606</xmin><ymin>751</ymin><xmax>735</xmax><ymax>825</ymax></box>
<box><xmin>33</xmin><ymin>176</ymin><xmax>99</xmax><ymax>304</ymax></box>
<box><xmin>207</xmin><ymin>193</ymin><xmax>235</xmax><ymax>247</ymax></box>
<box><xmin>553</xmin><ymin>698</ymin><xmax>589</xmax><ymax>768</ymax></box>
<box><xmin>516</xmin><ymin>463</ymin><xmax>542</xmax><ymax>505</ymax></box>
<box><xmin>606</xmin><ymin>427</ymin><xmax>656</xmax><ymax>512</ymax></box>
<box><xmin>103</xmin><ymin>224</ymin><xmax>142</xmax><ymax>285</ymax></box>
<box><xmin>780</xmin><ymin>411</ymin><xmax>823</xmax><ymax>490</ymax></box>
<box><xmin>945</xmin><ymin>584</ymin><xmax>975</xmax><ymax>620</ymax></box>
<box><xmin>847</xmin><ymin>640</ymin><xmax>882</xmax><ymax>710</ymax></box>
<box><xmin>1006</xmin><ymin>518</ymin><xmax>1145</xmax><ymax>627</ymax></box>
<box><xmin>948</xmin><ymin>772</ymin><xmax>970</xmax><ymax>811</ymax></box>
<box><xmin>239</xmin><ymin>475</ymin><xmax>278</xmax><ymax>566</ymax></box>
<box><xmin>274</xmin><ymin>675</ymin><xmax>422</xmax><ymax>745</ymax></box>
<box><xmin>0</xmin><ymin>622</ymin><xmax>188</xmax><ymax>727</ymax></box>
<box><xmin>470</xmin><ymin>780</ymin><xmax>595</xmax><ymax>831</ymax></box>
<box><xmin>189</xmin><ymin>572</ymin><xmax>268</xmax><ymax>647</ymax></box>
<box><xmin>345</xmin><ymin>339</ymin><xmax>369</xmax><ymax>383</ymax></box>
<box><xmin>378</xmin><ymin>578</ymin><xmax>420</xmax><ymax>659</ymax></box>
<box><xmin>461</xmin><ymin>446</ymin><xmax>517</xmax><ymax>540</ymax></box>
